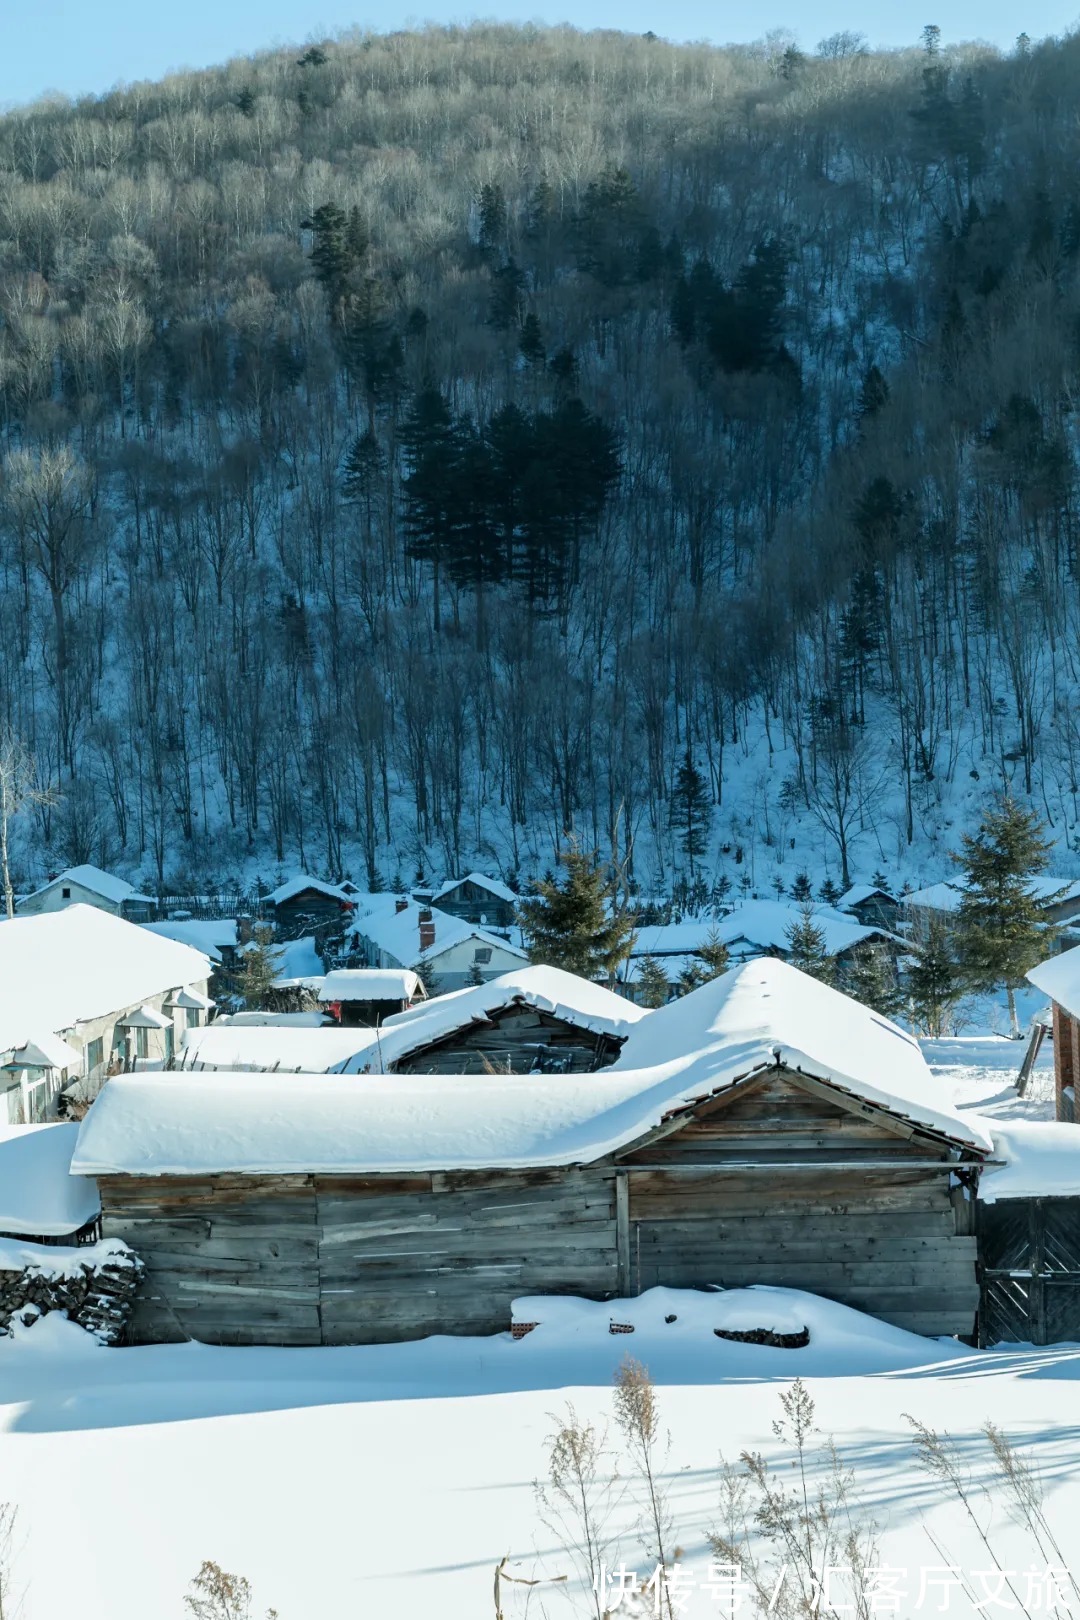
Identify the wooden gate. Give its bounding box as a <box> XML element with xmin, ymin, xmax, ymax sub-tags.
<box><xmin>978</xmin><ymin>1197</ymin><xmax>1080</xmax><ymax>1345</ymax></box>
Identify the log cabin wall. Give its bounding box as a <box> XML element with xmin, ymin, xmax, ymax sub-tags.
<box><xmin>616</xmin><ymin>1067</ymin><xmax>979</xmax><ymax>1338</ymax></box>
<box><xmin>391</xmin><ymin>1004</ymin><xmax>622</xmax><ymax>1074</ymax></box>
<box><xmin>97</xmin><ymin>1166</ymin><xmax>618</xmax><ymax>1346</ymax></box>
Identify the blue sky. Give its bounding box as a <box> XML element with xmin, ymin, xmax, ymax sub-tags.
<box><xmin>3</xmin><ymin>0</ymin><xmax>1077</xmax><ymax>107</ymax></box>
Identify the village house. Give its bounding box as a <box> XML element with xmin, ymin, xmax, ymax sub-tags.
<box><xmin>372</xmin><ymin>965</ymin><xmax>645</xmax><ymax>1074</ymax></box>
<box><xmin>17</xmin><ymin>864</ymin><xmax>155</xmax><ymax>922</ymax></box>
<box><xmin>263</xmin><ymin>876</ymin><xmax>355</xmax><ymax>943</ymax></box>
<box><xmin>143</xmin><ymin>918</ymin><xmax>243</xmax><ymax>1002</ymax></box>
<box><xmin>621</xmin><ymin>899</ymin><xmax>899</xmax><ymax>999</ymax></box>
<box><xmin>425</xmin><ymin>873</ymin><xmax>519</xmax><ymax>933</ymax></box>
<box><xmin>905</xmin><ymin>877</ymin><xmax>1080</xmax><ymax>943</ymax></box>
<box><xmin>318</xmin><ymin>968</ymin><xmax>425</xmax><ymax>1027</ymax></box>
<box><xmin>837</xmin><ymin>884</ymin><xmax>901</xmax><ymax>932</ymax></box>
<box><xmin>71</xmin><ymin>959</ymin><xmax>991</xmax><ymax>1347</ymax></box>
<box><xmin>1026</xmin><ymin>944</ymin><xmax>1080</xmax><ymax>1121</ymax></box>
<box><xmin>0</xmin><ymin>906</ymin><xmax>213</xmax><ymax>1124</ymax></box>
<box><xmin>345</xmin><ymin>893</ymin><xmax>528</xmax><ymax>992</ymax></box>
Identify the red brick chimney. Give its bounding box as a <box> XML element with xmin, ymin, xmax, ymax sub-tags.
<box><xmin>419</xmin><ymin>909</ymin><xmax>435</xmax><ymax>951</ymax></box>
<box><xmin>395</xmin><ymin>896</ymin><xmax>408</xmax><ymax>914</ymax></box>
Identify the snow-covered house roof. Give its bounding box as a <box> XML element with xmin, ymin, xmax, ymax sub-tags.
<box><xmin>180</xmin><ymin>1024</ymin><xmax>380</xmax><ymax>1073</ymax></box>
<box><xmin>628</xmin><ymin>901</ymin><xmax>895</xmax><ymax>965</ymax></box>
<box><xmin>370</xmin><ymin>965</ymin><xmax>645</xmax><ymax>1068</ymax></box>
<box><xmin>71</xmin><ymin>959</ymin><xmax>990</xmax><ymax>1177</ymax></box>
<box><xmin>838</xmin><ymin>884</ymin><xmax>894</xmax><ymax>909</ymax></box>
<box><xmin>265</xmin><ymin>875</ymin><xmax>353</xmax><ymax>907</ymax></box>
<box><xmin>319</xmin><ymin>968</ymin><xmax>424</xmax><ymax>1004</ymax></box>
<box><xmin>1027</xmin><ymin>943</ymin><xmax>1080</xmax><ymax>1019</ymax></box>
<box><xmin>349</xmin><ymin>894</ymin><xmax>529</xmax><ymax>969</ymax></box>
<box><xmin>906</xmin><ymin>877</ymin><xmax>1080</xmax><ymax>916</ymax></box>
<box><xmin>0</xmin><ymin>1123</ymin><xmax>101</xmax><ymax>1236</ymax></box>
<box><xmin>0</xmin><ymin>906</ymin><xmax>212</xmax><ymax>1061</ymax></box>
<box><xmin>18</xmin><ymin>864</ymin><xmax>152</xmax><ymax>909</ymax></box>
<box><xmin>431</xmin><ymin>872</ymin><xmax>519</xmax><ymax>905</ymax></box>
<box><xmin>143</xmin><ymin>919</ymin><xmax>239</xmax><ymax>962</ymax></box>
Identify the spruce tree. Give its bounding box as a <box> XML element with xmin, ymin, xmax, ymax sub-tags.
<box><xmin>952</xmin><ymin>794</ymin><xmax>1058</xmax><ymax>1035</ymax></box>
<box><xmin>818</xmin><ymin>877</ymin><xmax>842</xmax><ymax>906</ymax></box>
<box><xmin>845</xmin><ymin>943</ymin><xmax>904</xmax><ymax>1019</ymax></box>
<box><xmin>636</xmin><ymin>954</ymin><xmax>671</xmax><ymax>1008</ymax></box>
<box><xmin>669</xmin><ymin>747</ymin><xmax>713</xmax><ymax>873</ymax></box>
<box><xmin>238</xmin><ymin>925</ymin><xmax>284</xmax><ymax>1010</ymax></box>
<box><xmin>791</xmin><ymin>870</ymin><xmax>813</xmax><ymax>902</ymax></box>
<box><xmin>784</xmin><ymin>903</ymin><xmax>836</xmax><ymax>984</ymax></box>
<box><xmin>697</xmin><ymin>926</ymin><xmax>730</xmax><ymax>979</ymax></box>
<box><xmin>908</xmin><ymin>916</ymin><xmax>963</xmax><ymax>1036</ymax></box>
<box><xmin>518</xmin><ymin>847</ymin><xmax>634</xmax><ymax>981</ymax></box>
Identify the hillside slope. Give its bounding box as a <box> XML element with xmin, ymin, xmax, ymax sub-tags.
<box><xmin>2</xmin><ymin>24</ymin><xmax>1080</xmax><ymax>898</ymax></box>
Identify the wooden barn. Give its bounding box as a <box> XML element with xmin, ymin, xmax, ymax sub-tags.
<box><xmin>428</xmin><ymin>873</ymin><xmax>519</xmax><ymax>932</ymax></box>
<box><xmin>373</xmin><ymin>966</ymin><xmax>645</xmax><ymax>1073</ymax></box>
<box><xmin>264</xmin><ymin>876</ymin><xmax>355</xmax><ymax>942</ymax></box>
<box><xmin>70</xmin><ymin>960</ymin><xmax>992</xmax><ymax>1348</ymax></box>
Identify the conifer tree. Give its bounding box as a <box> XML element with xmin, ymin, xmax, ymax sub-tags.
<box><xmin>784</xmin><ymin>903</ymin><xmax>836</xmax><ymax>983</ymax></box>
<box><xmin>907</xmin><ymin>916</ymin><xmax>963</xmax><ymax>1036</ymax></box>
<box><xmin>953</xmin><ymin>794</ymin><xmax>1058</xmax><ymax>1035</ymax></box>
<box><xmin>518</xmin><ymin>847</ymin><xmax>634</xmax><ymax>981</ymax></box>
<box><xmin>818</xmin><ymin>877</ymin><xmax>842</xmax><ymax>906</ymax></box>
<box><xmin>669</xmin><ymin>747</ymin><xmax>712</xmax><ymax>873</ymax></box>
<box><xmin>636</xmin><ymin>954</ymin><xmax>671</xmax><ymax>1008</ymax></box>
<box><xmin>845</xmin><ymin>943</ymin><xmax>904</xmax><ymax>1019</ymax></box>
<box><xmin>698</xmin><ymin>926</ymin><xmax>730</xmax><ymax>980</ymax></box>
<box><xmin>791</xmin><ymin>870</ymin><xmax>813</xmax><ymax>902</ymax></box>
<box><xmin>237</xmin><ymin>924</ymin><xmax>283</xmax><ymax>1010</ymax></box>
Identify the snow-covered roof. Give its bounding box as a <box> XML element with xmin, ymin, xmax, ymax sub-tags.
<box><xmin>0</xmin><ymin>1124</ymin><xmax>101</xmax><ymax>1235</ymax></box>
<box><xmin>2</xmin><ymin>1032</ymin><xmax>82</xmax><ymax>1070</ymax></box>
<box><xmin>118</xmin><ymin>1005</ymin><xmax>174</xmax><ymax>1030</ymax></box>
<box><xmin>371</xmin><ymin>965</ymin><xmax>646</xmax><ymax>1067</ymax></box>
<box><xmin>0</xmin><ymin>906</ymin><xmax>212</xmax><ymax>1058</ymax></box>
<box><xmin>838</xmin><ymin>884</ymin><xmax>894</xmax><ymax>909</ymax></box>
<box><xmin>320</xmin><ymin>968</ymin><xmax>423</xmax><ymax>1004</ymax></box>
<box><xmin>71</xmin><ymin>959</ymin><xmax>989</xmax><ymax>1177</ymax></box>
<box><xmin>978</xmin><ymin>1121</ymin><xmax>1080</xmax><ymax>1202</ymax></box>
<box><xmin>180</xmin><ymin>1024</ymin><xmax>380</xmax><ymax>1073</ymax></box>
<box><xmin>266</xmin><ymin>875</ymin><xmax>353</xmax><ymax>907</ymax></box>
<box><xmin>349</xmin><ymin>894</ymin><xmax>528</xmax><ymax>968</ymax></box>
<box><xmin>1027</xmin><ymin>943</ymin><xmax>1080</xmax><ymax>1019</ymax></box>
<box><xmin>431</xmin><ymin>872</ymin><xmax>519</xmax><ymax>905</ymax></box>
<box><xmin>630</xmin><ymin>901</ymin><xmax>895</xmax><ymax>962</ymax></box>
<box><xmin>143</xmin><ymin>919</ymin><xmax>238</xmax><ymax>962</ymax></box>
<box><xmin>19</xmin><ymin>864</ymin><xmax>152</xmax><ymax>907</ymax></box>
<box><xmin>906</xmin><ymin>877</ymin><xmax>1080</xmax><ymax>915</ymax></box>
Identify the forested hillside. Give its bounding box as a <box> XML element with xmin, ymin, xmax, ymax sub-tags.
<box><xmin>3</xmin><ymin>22</ymin><xmax>1080</xmax><ymax>899</ymax></box>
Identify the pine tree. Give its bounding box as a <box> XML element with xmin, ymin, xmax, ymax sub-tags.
<box><xmin>784</xmin><ymin>903</ymin><xmax>836</xmax><ymax>983</ymax></box>
<box><xmin>908</xmin><ymin>916</ymin><xmax>963</xmax><ymax>1036</ymax></box>
<box><xmin>518</xmin><ymin>847</ymin><xmax>634</xmax><ymax>981</ymax></box>
<box><xmin>238</xmin><ymin>924</ymin><xmax>283</xmax><ymax>1009</ymax></box>
<box><xmin>519</xmin><ymin>313</ymin><xmax>545</xmax><ymax>366</ymax></box>
<box><xmin>697</xmin><ymin>926</ymin><xmax>730</xmax><ymax>980</ymax></box>
<box><xmin>669</xmin><ymin>747</ymin><xmax>712</xmax><ymax>873</ymax></box>
<box><xmin>845</xmin><ymin>943</ymin><xmax>904</xmax><ymax>1019</ymax></box>
<box><xmin>636</xmin><ymin>954</ymin><xmax>671</xmax><ymax>1008</ymax></box>
<box><xmin>677</xmin><ymin>959</ymin><xmax>711</xmax><ymax>996</ymax></box>
<box><xmin>818</xmin><ymin>877</ymin><xmax>842</xmax><ymax>906</ymax></box>
<box><xmin>791</xmin><ymin>870</ymin><xmax>813</xmax><ymax>902</ymax></box>
<box><xmin>952</xmin><ymin>794</ymin><xmax>1058</xmax><ymax>1035</ymax></box>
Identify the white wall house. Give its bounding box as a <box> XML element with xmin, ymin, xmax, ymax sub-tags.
<box><xmin>0</xmin><ymin>905</ymin><xmax>212</xmax><ymax>1124</ymax></box>
<box><xmin>17</xmin><ymin>864</ymin><xmax>155</xmax><ymax>921</ymax></box>
<box><xmin>346</xmin><ymin>894</ymin><xmax>528</xmax><ymax>992</ymax></box>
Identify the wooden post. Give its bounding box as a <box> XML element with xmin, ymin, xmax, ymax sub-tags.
<box><xmin>1016</xmin><ymin>1019</ymin><xmax>1046</xmax><ymax>1098</ymax></box>
<box><xmin>615</xmin><ymin>1172</ymin><xmax>630</xmax><ymax>1297</ymax></box>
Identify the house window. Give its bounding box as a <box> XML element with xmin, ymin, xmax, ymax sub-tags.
<box><xmin>61</xmin><ymin>887</ymin><xmax>71</xmax><ymax>899</ymax></box>
<box><xmin>86</xmin><ymin>1037</ymin><xmax>104</xmax><ymax>1073</ymax></box>
<box><xmin>136</xmin><ymin>1026</ymin><xmax>149</xmax><ymax>1060</ymax></box>
<box><xmin>474</xmin><ymin>946</ymin><xmax>492</xmax><ymax>964</ymax></box>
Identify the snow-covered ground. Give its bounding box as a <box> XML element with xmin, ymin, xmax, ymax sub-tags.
<box><xmin>0</xmin><ymin>1035</ymin><xmax>1073</xmax><ymax>1619</ymax></box>
<box><xmin>924</xmin><ymin>1029</ymin><xmax>1056</xmax><ymax>1122</ymax></box>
